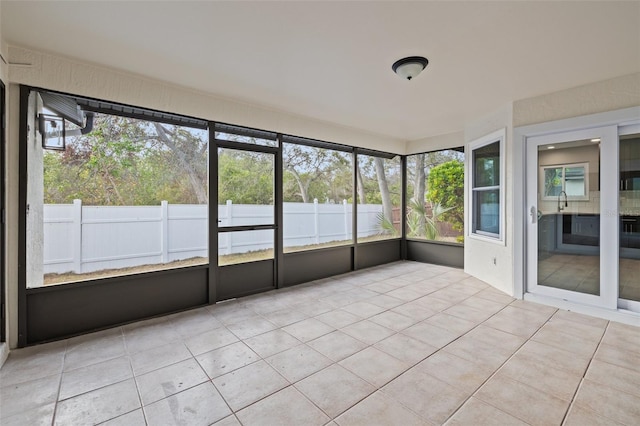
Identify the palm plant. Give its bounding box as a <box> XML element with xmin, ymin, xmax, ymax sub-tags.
<box><xmin>407</xmin><ymin>198</ymin><xmax>452</xmax><ymax>240</ymax></box>
<box><xmin>376</xmin><ymin>212</ymin><xmax>398</xmax><ymax>237</ymax></box>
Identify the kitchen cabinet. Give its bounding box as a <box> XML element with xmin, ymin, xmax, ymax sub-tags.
<box><xmin>562</xmin><ymin>214</ymin><xmax>599</xmax><ymax>246</ymax></box>
<box><xmin>620</xmin><ymin>139</ymin><xmax>640</xmax><ymax>191</ymax></box>
<box><xmin>538</xmin><ymin>214</ymin><xmax>557</xmax><ymax>253</ymax></box>
<box><xmin>621</xmin><ymin>216</ymin><xmax>640</xmax><ymax>249</ymax></box>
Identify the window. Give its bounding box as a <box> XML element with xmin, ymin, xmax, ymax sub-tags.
<box><xmin>469</xmin><ymin>129</ymin><xmax>505</xmax><ymax>242</ymax></box>
<box><xmin>33</xmin><ymin>108</ymin><xmax>209</xmax><ymax>287</ymax></box>
<box><xmin>540</xmin><ymin>162</ymin><xmax>589</xmax><ymax>200</ymax></box>
<box><xmin>282</xmin><ymin>143</ymin><xmax>353</xmax><ymax>252</ymax></box>
<box><xmin>405</xmin><ymin>149</ymin><xmax>464</xmax><ymax>243</ymax></box>
<box><xmin>356</xmin><ymin>154</ymin><xmax>401</xmax><ymax>242</ymax></box>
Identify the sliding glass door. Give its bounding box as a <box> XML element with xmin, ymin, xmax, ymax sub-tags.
<box><xmin>526</xmin><ymin>126</ymin><xmax>618</xmax><ymax>308</ymax></box>
<box><xmin>619</xmin><ymin>129</ymin><xmax>640</xmax><ymax>311</ymax></box>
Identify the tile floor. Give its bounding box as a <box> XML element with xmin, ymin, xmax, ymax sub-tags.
<box><xmin>1</xmin><ymin>261</ymin><xmax>640</xmax><ymax>425</ymax></box>
<box><xmin>538</xmin><ymin>253</ymin><xmax>640</xmax><ymax>300</ymax></box>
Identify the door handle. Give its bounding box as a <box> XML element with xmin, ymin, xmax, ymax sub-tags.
<box><xmin>530</xmin><ymin>206</ymin><xmax>538</xmax><ymax>224</ymax></box>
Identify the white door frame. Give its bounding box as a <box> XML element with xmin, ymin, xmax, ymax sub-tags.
<box><xmin>525</xmin><ymin>126</ymin><xmax>618</xmax><ymax>309</ymax></box>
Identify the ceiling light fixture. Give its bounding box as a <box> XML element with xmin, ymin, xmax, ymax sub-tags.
<box><xmin>590</xmin><ymin>138</ymin><xmax>601</xmax><ymax>143</ymax></box>
<box><xmin>392</xmin><ymin>56</ymin><xmax>428</xmax><ymax>80</ymax></box>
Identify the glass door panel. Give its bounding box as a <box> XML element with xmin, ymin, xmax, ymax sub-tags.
<box><xmin>536</xmin><ymin>139</ymin><xmax>600</xmax><ymax>296</ymax></box>
<box><xmin>619</xmin><ymin>133</ymin><xmax>640</xmax><ymax>302</ymax></box>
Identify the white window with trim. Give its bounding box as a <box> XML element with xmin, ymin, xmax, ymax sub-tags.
<box><xmin>540</xmin><ymin>162</ymin><xmax>589</xmax><ymax>201</ymax></box>
<box><xmin>468</xmin><ymin>128</ymin><xmax>505</xmax><ymax>243</ymax></box>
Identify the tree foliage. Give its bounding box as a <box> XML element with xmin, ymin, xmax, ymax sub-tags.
<box><xmin>282</xmin><ymin>145</ymin><xmax>352</xmax><ymax>203</ymax></box>
<box><xmin>43</xmin><ymin>114</ymin><xmax>208</xmax><ymax>205</ymax></box>
<box><xmin>218</xmin><ymin>149</ymin><xmax>273</xmax><ymax>204</ymax></box>
<box><xmin>426</xmin><ymin>159</ymin><xmax>465</xmax><ymax>232</ymax></box>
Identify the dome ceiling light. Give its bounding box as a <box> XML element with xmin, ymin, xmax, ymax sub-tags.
<box><xmin>392</xmin><ymin>56</ymin><xmax>429</xmax><ymax>80</ymax></box>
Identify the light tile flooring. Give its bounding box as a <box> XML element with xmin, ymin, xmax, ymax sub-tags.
<box><xmin>1</xmin><ymin>261</ymin><xmax>640</xmax><ymax>425</ymax></box>
<box><xmin>538</xmin><ymin>253</ymin><xmax>640</xmax><ymax>299</ymax></box>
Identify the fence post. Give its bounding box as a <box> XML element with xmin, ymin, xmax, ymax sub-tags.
<box><xmin>72</xmin><ymin>199</ymin><xmax>82</xmax><ymax>273</ymax></box>
<box><xmin>161</xmin><ymin>200</ymin><xmax>169</xmax><ymax>263</ymax></box>
<box><xmin>343</xmin><ymin>199</ymin><xmax>349</xmax><ymax>240</ymax></box>
<box><xmin>226</xmin><ymin>200</ymin><xmax>233</xmax><ymax>255</ymax></box>
<box><xmin>314</xmin><ymin>199</ymin><xmax>320</xmax><ymax>244</ymax></box>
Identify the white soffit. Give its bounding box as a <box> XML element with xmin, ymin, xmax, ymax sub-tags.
<box><xmin>2</xmin><ymin>1</ymin><xmax>639</xmax><ymax>141</ymax></box>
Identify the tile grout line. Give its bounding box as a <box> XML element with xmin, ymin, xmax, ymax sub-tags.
<box><xmin>325</xmin><ymin>267</ymin><xmax>458</xmax><ymax>424</ymax></box>
<box><xmin>559</xmin><ymin>319</ymin><xmax>610</xmax><ymax>426</ymax></box>
<box><xmin>316</xmin><ymin>272</ymin><xmax>504</xmax><ymax>425</ymax></box>
<box><xmin>50</xmin><ymin>339</ymin><xmax>69</xmax><ymax>426</ymax></box>
<box><xmin>351</xmin><ymin>271</ymin><xmax>496</xmax><ymax>424</ymax></box>
<box><xmin>181</xmin><ymin>327</ymin><xmax>240</xmax><ymax>424</ymax></box>
<box><xmin>438</xmin><ymin>301</ymin><xmax>559</xmax><ymax>425</ymax></box>
<box><xmin>124</xmin><ymin>327</ymin><xmax>147</xmax><ymax>426</ymax></box>
<box><xmin>216</xmin><ymin>265</ymin><xmax>452</xmax><ymax>425</ymax></box>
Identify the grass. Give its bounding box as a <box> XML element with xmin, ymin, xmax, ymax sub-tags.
<box><xmin>43</xmin><ymin>257</ymin><xmax>209</xmax><ymax>285</ymax></box>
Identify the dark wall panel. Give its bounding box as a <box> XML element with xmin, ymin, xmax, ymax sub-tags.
<box><xmin>407</xmin><ymin>240</ymin><xmax>464</xmax><ymax>268</ymax></box>
<box><xmin>282</xmin><ymin>246</ymin><xmax>352</xmax><ymax>287</ymax></box>
<box><xmin>26</xmin><ymin>267</ymin><xmax>208</xmax><ymax>344</ymax></box>
<box><xmin>218</xmin><ymin>260</ymin><xmax>275</xmax><ymax>301</ymax></box>
<box><xmin>357</xmin><ymin>240</ymin><xmax>401</xmax><ymax>269</ymax></box>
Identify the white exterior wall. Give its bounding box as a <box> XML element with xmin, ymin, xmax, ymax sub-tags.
<box><xmin>514</xmin><ymin>72</ymin><xmax>640</xmax><ymax>128</ymax></box>
<box><xmin>464</xmin><ymin>104</ymin><xmax>514</xmax><ymax>295</ymax></box>
<box><xmin>0</xmin><ymin>0</ymin><xmax>9</xmax><ymax>364</ymax></box>
<box><xmin>5</xmin><ymin>86</ymin><xmax>19</xmax><ymax>350</ymax></box>
<box><xmin>25</xmin><ymin>93</ymin><xmax>44</xmax><ymax>288</ymax></box>
<box><xmin>406</xmin><ymin>131</ymin><xmax>464</xmax><ymax>155</ymax></box>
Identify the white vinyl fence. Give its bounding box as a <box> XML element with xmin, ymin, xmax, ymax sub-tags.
<box><xmin>44</xmin><ymin>200</ymin><xmax>384</xmax><ymax>274</ymax></box>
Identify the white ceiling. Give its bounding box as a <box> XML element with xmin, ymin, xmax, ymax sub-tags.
<box><xmin>2</xmin><ymin>1</ymin><xmax>639</xmax><ymax>141</ymax></box>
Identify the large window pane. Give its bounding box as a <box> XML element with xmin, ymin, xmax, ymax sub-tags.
<box><xmin>405</xmin><ymin>149</ymin><xmax>464</xmax><ymax>243</ymax></box>
<box><xmin>283</xmin><ymin>144</ymin><xmax>353</xmax><ymax>252</ymax></box>
<box><xmin>357</xmin><ymin>154</ymin><xmax>401</xmax><ymax>242</ymax></box>
<box><xmin>473</xmin><ymin>189</ymin><xmax>500</xmax><ymax>235</ymax></box>
<box><xmin>37</xmin><ymin>112</ymin><xmax>208</xmax><ymax>287</ymax></box>
<box><xmin>473</xmin><ymin>141</ymin><xmax>500</xmax><ymax>187</ymax></box>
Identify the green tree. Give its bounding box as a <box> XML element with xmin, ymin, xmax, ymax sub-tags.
<box><xmin>426</xmin><ymin>160</ymin><xmax>464</xmax><ymax>232</ymax></box>
<box><xmin>218</xmin><ymin>149</ymin><xmax>273</xmax><ymax>204</ymax></box>
<box><xmin>283</xmin><ymin>145</ymin><xmax>351</xmax><ymax>203</ymax></box>
<box><xmin>43</xmin><ymin>114</ymin><xmax>208</xmax><ymax>206</ymax></box>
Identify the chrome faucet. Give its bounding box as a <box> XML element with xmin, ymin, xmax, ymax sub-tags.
<box><xmin>557</xmin><ymin>191</ymin><xmax>568</xmax><ymax>212</ymax></box>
